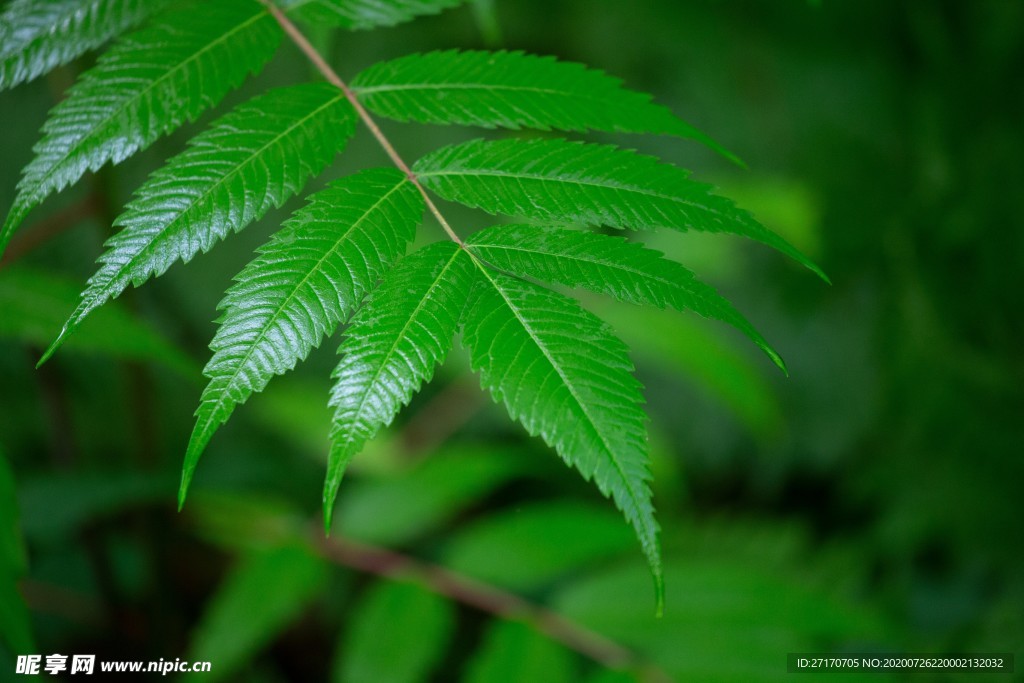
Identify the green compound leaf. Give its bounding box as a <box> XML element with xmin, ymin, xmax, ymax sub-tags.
<box><xmin>282</xmin><ymin>0</ymin><xmax>468</xmax><ymax>30</ymax></box>
<box><xmin>325</xmin><ymin>242</ymin><xmax>476</xmax><ymax>526</ymax></box>
<box><xmin>0</xmin><ymin>1</ymin><xmax>826</xmax><ymax>622</ymax></box>
<box><xmin>352</xmin><ymin>49</ymin><xmax>735</xmax><ymax>161</ymax></box>
<box><xmin>415</xmin><ymin>138</ymin><xmax>828</xmax><ymax>282</ymax></box>
<box><xmin>0</xmin><ymin>0</ymin><xmax>282</xmax><ymax>254</ymax></box>
<box><xmin>40</xmin><ymin>83</ymin><xmax>356</xmax><ymax>365</ymax></box>
<box><xmin>461</xmin><ymin>268</ymin><xmax>663</xmax><ymax>613</ymax></box>
<box><xmin>180</xmin><ymin>169</ymin><xmax>423</xmax><ymax>506</ymax></box>
<box><xmin>467</xmin><ymin>224</ymin><xmax>785</xmax><ymax>372</ymax></box>
<box><xmin>0</xmin><ymin>0</ymin><xmax>167</xmax><ymax>92</ymax></box>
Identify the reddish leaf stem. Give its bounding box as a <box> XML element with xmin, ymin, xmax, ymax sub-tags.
<box><xmin>261</xmin><ymin>0</ymin><xmax>465</xmax><ymax>247</ymax></box>
<box><xmin>0</xmin><ymin>194</ymin><xmax>98</xmax><ymax>268</ymax></box>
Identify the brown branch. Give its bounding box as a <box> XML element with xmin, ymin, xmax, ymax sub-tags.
<box><xmin>261</xmin><ymin>0</ymin><xmax>465</xmax><ymax>247</ymax></box>
<box><xmin>19</xmin><ymin>579</ymin><xmax>104</xmax><ymax>627</ymax></box>
<box><xmin>310</xmin><ymin>530</ymin><xmax>654</xmax><ymax>674</ymax></box>
<box><xmin>0</xmin><ymin>195</ymin><xmax>98</xmax><ymax>268</ymax></box>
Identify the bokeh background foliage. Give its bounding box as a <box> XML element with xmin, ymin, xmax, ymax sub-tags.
<box><xmin>1</xmin><ymin>0</ymin><xmax>1022</xmax><ymax>681</ymax></box>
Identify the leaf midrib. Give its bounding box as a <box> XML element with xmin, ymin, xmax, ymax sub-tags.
<box><xmin>417</xmin><ymin>165</ymin><xmax>733</xmax><ymax>223</ymax></box>
<box><xmin>468</xmin><ymin>239</ymin><xmax>709</xmax><ymax>306</ymax></box>
<box><xmin>354</xmin><ymin>81</ymin><xmax>648</xmax><ymax>113</ymax></box>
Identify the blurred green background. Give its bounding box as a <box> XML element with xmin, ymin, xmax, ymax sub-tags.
<box><xmin>1</xmin><ymin>0</ymin><xmax>1022</xmax><ymax>681</ymax></box>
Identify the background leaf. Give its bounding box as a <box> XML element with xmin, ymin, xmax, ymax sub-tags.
<box><xmin>334</xmin><ymin>444</ymin><xmax>527</xmax><ymax>545</ymax></box>
<box><xmin>0</xmin><ymin>448</ymin><xmax>32</xmax><ymax>654</ymax></box>
<box><xmin>0</xmin><ymin>265</ymin><xmax>197</xmax><ymax>376</ymax></box>
<box><xmin>462</xmin><ymin>619</ymin><xmax>575</xmax><ymax>683</ymax></box>
<box><xmin>334</xmin><ymin>580</ymin><xmax>454</xmax><ymax>683</ymax></box>
<box><xmin>599</xmin><ymin>300</ymin><xmax>782</xmax><ymax>438</ymax></box>
<box><xmin>17</xmin><ymin>470</ymin><xmax>174</xmax><ymax>543</ymax></box>
<box><xmin>441</xmin><ymin>500</ymin><xmax>635</xmax><ymax>590</ymax></box>
<box><xmin>586</xmin><ymin>672</ymin><xmax>638</xmax><ymax>683</ymax></box>
<box><xmin>189</xmin><ymin>543</ymin><xmax>329</xmax><ymax>682</ymax></box>
<box><xmin>554</xmin><ymin>522</ymin><xmax>896</xmax><ymax>683</ymax></box>
<box><xmin>0</xmin><ymin>451</ymin><xmax>26</xmax><ymax>578</ymax></box>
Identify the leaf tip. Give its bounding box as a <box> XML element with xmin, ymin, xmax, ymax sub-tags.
<box><xmin>179</xmin><ymin>416</ymin><xmax>215</xmax><ymax>513</ymax></box>
<box><xmin>770</xmin><ymin>349</ymin><xmax>789</xmax><ymax>377</ymax></box>
<box><xmin>781</xmin><ymin>240</ymin><xmax>830</xmax><ymax>284</ymax></box>
<box><xmin>720</xmin><ymin>147</ymin><xmax>748</xmax><ymax>170</ymax></box>
<box><xmin>176</xmin><ymin>476</ymin><xmax>190</xmax><ymax>512</ymax></box>
<box><xmin>640</xmin><ymin>518</ymin><xmax>665</xmax><ymax>617</ymax></box>
<box><xmin>670</xmin><ymin>121</ymin><xmax>746</xmax><ymax>168</ymax></box>
<box><xmin>37</xmin><ymin>325</ymin><xmax>71</xmax><ymax>368</ymax></box>
<box><xmin>322</xmin><ymin>476</ymin><xmax>340</xmax><ymax>536</ymax></box>
<box><xmin>790</xmin><ymin>248</ymin><xmax>829</xmax><ymax>284</ymax></box>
